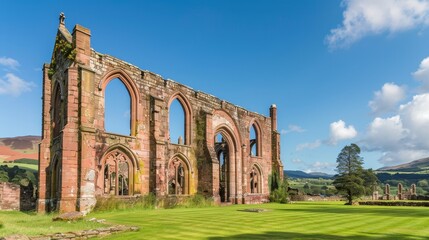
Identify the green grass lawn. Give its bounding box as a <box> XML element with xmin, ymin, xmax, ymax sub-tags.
<box><xmin>0</xmin><ymin>211</ymin><xmax>104</xmax><ymax>237</ymax></box>
<box><xmin>90</xmin><ymin>201</ymin><xmax>429</xmax><ymax>240</ymax></box>
<box><xmin>1</xmin><ymin>202</ymin><xmax>429</xmax><ymax>239</ymax></box>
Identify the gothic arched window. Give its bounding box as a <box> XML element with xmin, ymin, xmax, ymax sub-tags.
<box><xmin>103</xmin><ymin>150</ymin><xmax>132</xmax><ymax>195</ymax></box>
<box><xmin>250</xmin><ymin>165</ymin><xmax>261</xmax><ymax>194</ymax></box>
<box><xmin>104</xmin><ymin>78</ymin><xmax>131</xmax><ymax>136</ymax></box>
<box><xmin>250</xmin><ymin>124</ymin><xmax>258</xmax><ymax>156</ymax></box>
<box><xmin>169</xmin><ymin>98</ymin><xmax>186</xmax><ymax>144</ymax></box>
<box><xmin>168</xmin><ymin>158</ymin><xmax>188</xmax><ymax>195</ymax></box>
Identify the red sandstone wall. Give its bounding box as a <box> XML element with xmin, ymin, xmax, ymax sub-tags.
<box><xmin>0</xmin><ymin>182</ymin><xmax>20</xmax><ymax>211</ymax></box>
<box><xmin>39</xmin><ymin>20</ymin><xmax>282</xmax><ymax>213</ymax></box>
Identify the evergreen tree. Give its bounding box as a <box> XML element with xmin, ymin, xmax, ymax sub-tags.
<box><xmin>333</xmin><ymin>143</ymin><xmax>365</xmax><ymax>205</ymax></box>
<box><xmin>362</xmin><ymin>169</ymin><xmax>379</xmax><ymax>195</ymax></box>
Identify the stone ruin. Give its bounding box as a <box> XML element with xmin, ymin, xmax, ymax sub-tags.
<box><xmin>37</xmin><ymin>14</ymin><xmax>284</xmax><ymax>213</ymax></box>
<box><xmin>379</xmin><ymin>183</ymin><xmax>419</xmax><ymax>201</ymax></box>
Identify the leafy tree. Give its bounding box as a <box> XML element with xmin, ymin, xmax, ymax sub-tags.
<box><xmin>417</xmin><ymin>179</ymin><xmax>429</xmax><ymax>187</ymax></box>
<box><xmin>303</xmin><ymin>182</ymin><xmax>310</xmax><ymax>194</ymax></box>
<box><xmin>270</xmin><ymin>179</ymin><xmax>289</xmax><ymax>203</ymax></box>
<box><xmin>0</xmin><ymin>169</ymin><xmax>8</xmax><ymax>182</ymax></box>
<box><xmin>333</xmin><ymin>144</ymin><xmax>365</xmax><ymax>205</ymax></box>
<box><xmin>269</xmin><ymin>171</ymin><xmax>289</xmax><ymax>203</ymax></box>
<box><xmin>362</xmin><ymin>169</ymin><xmax>379</xmax><ymax>195</ymax></box>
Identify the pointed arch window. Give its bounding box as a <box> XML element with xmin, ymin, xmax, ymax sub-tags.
<box><xmin>168</xmin><ymin>93</ymin><xmax>192</xmax><ymax>145</ymax></box>
<box><xmin>103</xmin><ymin>150</ymin><xmax>132</xmax><ymax>195</ymax></box>
<box><xmin>250</xmin><ymin>124</ymin><xmax>259</xmax><ymax>156</ymax></box>
<box><xmin>169</xmin><ymin>99</ymin><xmax>185</xmax><ymax>144</ymax></box>
<box><xmin>250</xmin><ymin>165</ymin><xmax>261</xmax><ymax>193</ymax></box>
<box><xmin>104</xmin><ymin>78</ymin><xmax>131</xmax><ymax>136</ymax></box>
<box><xmin>168</xmin><ymin>158</ymin><xmax>189</xmax><ymax>195</ymax></box>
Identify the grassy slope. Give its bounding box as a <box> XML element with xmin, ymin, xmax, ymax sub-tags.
<box><xmin>0</xmin><ymin>160</ymin><xmax>38</xmax><ymax>172</ymax></box>
<box><xmin>0</xmin><ymin>212</ymin><xmax>103</xmax><ymax>237</ymax></box>
<box><xmin>90</xmin><ymin>202</ymin><xmax>429</xmax><ymax>240</ymax></box>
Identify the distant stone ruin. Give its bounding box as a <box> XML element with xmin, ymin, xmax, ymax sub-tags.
<box><xmin>379</xmin><ymin>183</ymin><xmax>422</xmax><ymax>201</ymax></box>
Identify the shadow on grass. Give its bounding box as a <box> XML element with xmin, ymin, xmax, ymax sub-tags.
<box><xmin>208</xmin><ymin>231</ymin><xmax>426</xmax><ymax>240</ymax></box>
<box><xmin>280</xmin><ymin>205</ymin><xmax>429</xmax><ymax>218</ymax></box>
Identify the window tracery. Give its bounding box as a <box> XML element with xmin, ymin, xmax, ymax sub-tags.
<box><xmin>103</xmin><ymin>150</ymin><xmax>131</xmax><ymax>195</ymax></box>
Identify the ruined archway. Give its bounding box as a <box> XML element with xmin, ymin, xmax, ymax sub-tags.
<box><xmin>168</xmin><ymin>92</ymin><xmax>192</xmax><ymax>145</ymax></box>
<box><xmin>214</xmin><ymin>125</ymin><xmax>239</xmax><ymax>203</ymax></box>
<box><xmin>249</xmin><ymin>119</ymin><xmax>263</xmax><ymax>157</ymax></box>
<box><xmin>99</xmin><ymin>69</ymin><xmax>140</xmax><ymax>136</ymax></box>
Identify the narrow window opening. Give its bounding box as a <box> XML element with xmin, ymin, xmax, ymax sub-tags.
<box><xmin>250</xmin><ymin>124</ymin><xmax>258</xmax><ymax>156</ymax></box>
<box><xmin>169</xmin><ymin>98</ymin><xmax>185</xmax><ymax>144</ymax></box>
<box><xmin>250</xmin><ymin>166</ymin><xmax>260</xmax><ymax>193</ymax></box>
<box><xmin>215</xmin><ymin>133</ymin><xmax>229</xmax><ymax>202</ymax></box>
<box><xmin>105</xmin><ymin>78</ymin><xmax>131</xmax><ymax>135</ymax></box>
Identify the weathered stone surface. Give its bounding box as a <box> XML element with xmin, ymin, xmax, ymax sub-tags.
<box><xmin>4</xmin><ymin>225</ymin><xmax>139</xmax><ymax>240</ymax></box>
<box><xmin>0</xmin><ymin>234</ymin><xmax>30</xmax><ymax>240</ymax></box>
<box><xmin>52</xmin><ymin>211</ymin><xmax>84</xmax><ymax>221</ymax></box>
<box><xmin>28</xmin><ymin>236</ymin><xmax>50</xmax><ymax>240</ymax></box>
<box><xmin>0</xmin><ymin>182</ymin><xmax>20</xmax><ymax>211</ymax></box>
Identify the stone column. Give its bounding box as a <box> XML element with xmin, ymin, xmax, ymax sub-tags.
<box><xmin>398</xmin><ymin>183</ymin><xmax>403</xmax><ymax>200</ymax></box>
<box><xmin>411</xmin><ymin>184</ymin><xmax>417</xmax><ymax>196</ymax></box>
<box><xmin>384</xmin><ymin>184</ymin><xmax>390</xmax><ymax>200</ymax></box>
<box><xmin>241</xmin><ymin>144</ymin><xmax>247</xmax><ymax>203</ymax></box>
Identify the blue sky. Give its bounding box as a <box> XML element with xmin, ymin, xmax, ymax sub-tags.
<box><xmin>1</xmin><ymin>0</ymin><xmax>429</xmax><ymax>173</ymax></box>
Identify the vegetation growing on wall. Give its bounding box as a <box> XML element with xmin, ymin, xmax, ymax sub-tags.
<box><xmin>48</xmin><ymin>36</ymin><xmax>76</xmax><ymax>78</ymax></box>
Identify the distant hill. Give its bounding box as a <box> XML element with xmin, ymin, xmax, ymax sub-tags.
<box><xmin>378</xmin><ymin>157</ymin><xmax>429</xmax><ymax>173</ymax></box>
<box><xmin>0</xmin><ymin>136</ymin><xmax>40</xmax><ymax>162</ymax></box>
<box><xmin>285</xmin><ymin>170</ymin><xmax>333</xmax><ymax>179</ymax></box>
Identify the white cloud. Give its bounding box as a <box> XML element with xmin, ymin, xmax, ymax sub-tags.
<box><xmin>413</xmin><ymin>56</ymin><xmax>429</xmax><ymax>91</ymax></box>
<box><xmin>379</xmin><ymin>149</ymin><xmax>429</xmax><ymax>165</ymax></box>
<box><xmin>327</xmin><ymin>0</ymin><xmax>429</xmax><ymax>48</ymax></box>
<box><xmin>329</xmin><ymin>120</ymin><xmax>357</xmax><ymax>145</ymax></box>
<box><xmin>291</xmin><ymin>158</ymin><xmax>303</xmax><ymax>164</ymax></box>
<box><xmin>364</xmin><ymin>116</ymin><xmax>408</xmax><ymax>151</ymax></box>
<box><xmin>0</xmin><ymin>73</ymin><xmax>34</xmax><ymax>96</ymax></box>
<box><xmin>399</xmin><ymin>93</ymin><xmax>429</xmax><ymax>148</ymax></box>
<box><xmin>0</xmin><ymin>57</ymin><xmax>20</xmax><ymax>69</ymax></box>
<box><xmin>296</xmin><ymin>140</ymin><xmax>322</xmax><ymax>151</ymax></box>
<box><xmin>305</xmin><ymin>161</ymin><xmax>336</xmax><ymax>173</ymax></box>
<box><xmin>281</xmin><ymin>124</ymin><xmax>306</xmax><ymax>135</ymax></box>
<box><xmin>363</xmin><ymin>93</ymin><xmax>429</xmax><ymax>166</ymax></box>
<box><xmin>369</xmin><ymin>83</ymin><xmax>406</xmax><ymax>114</ymax></box>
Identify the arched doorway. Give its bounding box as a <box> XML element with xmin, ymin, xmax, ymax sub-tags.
<box><xmin>215</xmin><ymin>133</ymin><xmax>230</xmax><ymax>202</ymax></box>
